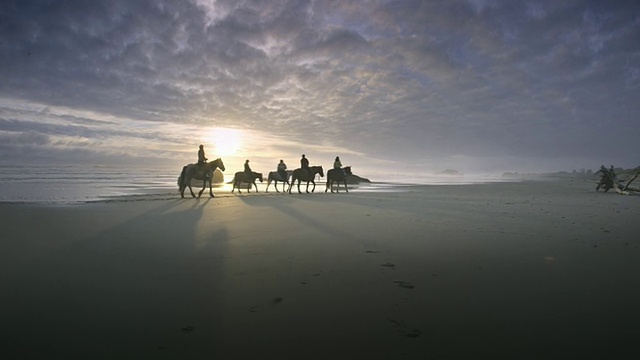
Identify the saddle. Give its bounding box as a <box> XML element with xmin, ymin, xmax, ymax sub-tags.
<box><xmin>196</xmin><ymin>164</ymin><xmax>211</xmax><ymax>179</ymax></box>
<box><xmin>240</xmin><ymin>172</ymin><xmax>254</xmax><ymax>183</ymax></box>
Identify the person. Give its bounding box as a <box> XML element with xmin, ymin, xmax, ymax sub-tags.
<box><xmin>300</xmin><ymin>154</ymin><xmax>309</xmax><ymax>170</ymax></box>
<box><xmin>244</xmin><ymin>159</ymin><xmax>252</xmax><ymax>178</ymax></box>
<box><xmin>197</xmin><ymin>144</ymin><xmax>207</xmax><ymax>165</ymax></box>
<box><xmin>333</xmin><ymin>156</ymin><xmax>345</xmax><ymax>177</ymax></box>
<box><xmin>333</xmin><ymin>156</ymin><xmax>342</xmax><ymax>170</ymax></box>
<box><xmin>277</xmin><ymin>159</ymin><xmax>287</xmax><ymax>180</ymax></box>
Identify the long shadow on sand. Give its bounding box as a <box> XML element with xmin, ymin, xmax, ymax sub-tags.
<box><xmin>1</xmin><ymin>197</ymin><xmax>233</xmax><ymax>359</ymax></box>
<box><xmin>236</xmin><ymin>194</ymin><xmax>357</xmax><ymax>241</ymax></box>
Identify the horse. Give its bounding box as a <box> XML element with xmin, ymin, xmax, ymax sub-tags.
<box><xmin>266</xmin><ymin>171</ymin><xmax>292</xmax><ymax>193</ymax></box>
<box><xmin>231</xmin><ymin>171</ymin><xmax>264</xmax><ymax>194</ymax></box>
<box><xmin>177</xmin><ymin>158</ymin><xmax>225</xmax><ymax>198</ymax></box>
<box><xmin>325</xmin><ymin>166</ymin><xmax>352</xmax><ymax>193</ymax></box>
<box><xmin>288</xmin><ymin>166</ymin><xmax>324</xmax><ymax>194</ymax></box>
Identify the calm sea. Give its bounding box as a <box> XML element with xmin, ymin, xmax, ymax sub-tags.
<box><xmin>0</xmin><ymin>165</ymin><xmax>509</xmax><ymax>204</ymax></box>
<box><xmin>0</xmin><ymin>165</ymin><xmax>182</xmax><ymax>204</ymax></box>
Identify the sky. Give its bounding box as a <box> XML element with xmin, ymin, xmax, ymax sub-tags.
<box><xmin>1</xmin><ymin>0</ymin><xmax>639</xmax><ymax>180</ymax></box>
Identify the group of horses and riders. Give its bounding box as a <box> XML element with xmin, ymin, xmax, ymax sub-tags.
<box><xmin>177</xmin><ymin>145</ymin><xmax>353</xmax><ymax>198</ymax></box>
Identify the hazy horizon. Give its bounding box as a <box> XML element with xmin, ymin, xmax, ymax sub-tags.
<box><xmin>1</xmin><ymin>1</ymin><xmax>639</xmax><ymax>178</ymax></box>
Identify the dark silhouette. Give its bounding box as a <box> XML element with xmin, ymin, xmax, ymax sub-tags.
<box><xmin>288</xmin><ymin>165</ymin><xmax>324</xmax><ymax>194</ymax></box>
<box><xmin>300</xmin><ymin>154</ymin><xmax>309</xmax><ymax>169</ymax></box>
<box><xmin>231</xmin><ymin>171</ymin><xmax>263</xmax><ymax>194</ymax></box>
<box><xmin>197</xmin><ymin>144</ymin><xmax>207</xmax><ymax>165</ymax></box>
<box><xmin>266</xmin><ymin>170</ymin><xmax>292</xmax><ymax>193</ymax></box>
<box><xmin>178</xmin><ymin>158</ymin><xmax>225</xmax><ymax>198</ymax></box>
<box><xmin>333</xmin><ymin>156</ymin><xmax>342</xmax><ymax>170</ymax></box>
<box><xmin>277</xmin><ymin>159</ymin><xmax>287</xmax><ymax>179</ymax></box>
<box><xmin>326</xmin><ymin>166</ymin><xmax>352</xmax><ymax>193</ymax></box>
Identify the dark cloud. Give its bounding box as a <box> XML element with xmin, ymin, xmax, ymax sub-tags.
<box><xmin>0</xmin><ymin>0</ymin><xmax>639</xmax><ymax>172</ymax></box>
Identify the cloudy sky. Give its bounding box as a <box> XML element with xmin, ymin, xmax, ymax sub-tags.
<box><xmin>1</xmin><ymin>0</ymin><xmax>639</xmax><ymax>178</ymax></box>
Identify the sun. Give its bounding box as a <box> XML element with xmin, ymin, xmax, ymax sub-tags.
<box><xmin>203</xmin><ymin>127</ymin><xmax>242</xmax><ymax>157</ymax></box>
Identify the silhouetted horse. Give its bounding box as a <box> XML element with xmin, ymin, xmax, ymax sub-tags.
<box><xmin>266</xmin><ymin>171</ymin><xmax>292</xmax><ymax>193</ymax></box>
<box><xmin>326</xmin><ymin>166</ymin><xmax>352</xmax><ymax>193</ymax></box>
<box><xmin>288</xmin><ymin>166</ymin><xmax>324</xmax><ymax>194</ymax></box>
<box><xmin>178</xmin><ymin>158</ymin><xmax>225</xmax><ymax>198</ymax></box>
<box><xmin>231</xmin><ymin>171</ymin><xmax>263</xmax><ymax>194</ymax></box>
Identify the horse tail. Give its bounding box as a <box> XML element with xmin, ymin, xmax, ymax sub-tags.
<box><xmin>178</xmin><ymin>166</ymin><xmax>187</xmax><ymax>191</ymax></box>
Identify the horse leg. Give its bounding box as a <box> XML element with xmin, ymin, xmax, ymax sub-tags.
<box><xmin>310</xmin><ymin>180</ymin><xmax>316</xmax><ymax>193</ymax></box>
<box><xmin>297</xmin><ymin>180</ymin><xmax>302</xmax><ymax>194</ymax></box>
<box><xmin>198</xmin><ymin>180</ymin><xmax>206</xmax><ymax>198</ymax></box>
<box><xmin>344</xmin><ymin>179</ymin><xmax>348</xmax><ymax>193</ymax></box>
<box><xmin>187</xmin><ymin>181</ymin><xmax>196</xmax><ymax>198</ymax></box>
<box><xmin>209</xmin><ymin>179</ymin><xmax>215</xmax><ymax>197</ymax></box>
<box><xmin>253</xmin><ymin>181</ymin><xmax>258</xmax><ymax>193</ymax></box>
<box><xmin>179</xmin><ymin>179</ymin><xmax>186</xmax><ymax>198</ymax></box>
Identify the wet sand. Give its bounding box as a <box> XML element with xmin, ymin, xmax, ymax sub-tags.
<box><xmin>1</xmin><ymin>179</ymin><xmax>639</xmax><ymax>359</ymax></box>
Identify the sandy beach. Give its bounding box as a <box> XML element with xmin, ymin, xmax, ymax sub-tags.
<box><xmin>1</xmin><ymin>179</ymin><xmax>639</xmax><ymax>359</ymax></box>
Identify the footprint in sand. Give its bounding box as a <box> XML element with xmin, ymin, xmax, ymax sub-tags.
<box><xmin>300</xmin><ymin>272</ymin><xmax>321</xmax><ymax>285</ymax></box>
<box><xmin>381</xmin><ymin>262</ymin><xmax>396</xmax><ymax>269</ymax></box>
<box><xmin>181</xmin><ymin>325</ymin><xmax>195</xmax><ymax>332</ymax></box>
<box><xmin>393</xmin><ymin>281</ymin><xmax>415</xmax><ymax>289</ymax></box>
<box><xmin>388</xmin><ymin>318</ymin><xmax>422</xmax><ymax>338</ymax></box>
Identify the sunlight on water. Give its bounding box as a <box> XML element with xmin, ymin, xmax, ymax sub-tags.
<box><xmin>0</xmin><ymin>165</ymin><xmax>513</xmax><ymax>203</ymax></box>
<box><xmin>0</xmin><ymin>165</ymin><xmax>181</xmax><ymax>203</ymax></box>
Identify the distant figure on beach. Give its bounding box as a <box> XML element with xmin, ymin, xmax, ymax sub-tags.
<box><xmin>333</xmin><ymin>156</ymin><xmax>342</xmax><ymax>169</ymax></box>
<box><xmin>333</xmin><ymin>156</ymin><xmax>344</xmax><ymax>176</ymax></box>
<box><xmin>244</xmin><ymin>159</ymin><xmax>252</xmax><ymax>179</ymax></box>
<box><xmin>197</xmin><ymin>144</ymin><xmax>207</xmax><ymax>165</ymax></box>
<box><xmin>277</xmin><ymin>159</ymin><xmax>287</xmax><ymax>180</ymax></box>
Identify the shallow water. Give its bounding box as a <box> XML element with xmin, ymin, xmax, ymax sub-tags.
<box><xmin>0</xmin><ymin>165</ymin><xmax>512</xmax><ymax>204</ymax></box>
<box><xmin>0</xmin><ymin>165</ymin><xmax>180</xmax><ymax>204</ymax></box>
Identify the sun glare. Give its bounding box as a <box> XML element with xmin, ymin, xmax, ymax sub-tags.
<box><xmin>203</xmin><ymin>127</ymin><xmax>243</xmax><ymax>157</ymax></box>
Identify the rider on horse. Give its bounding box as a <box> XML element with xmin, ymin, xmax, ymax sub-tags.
<box><xmin>277</xmin><ymin>159</ymin><xmax>287</xmax><ymax>180</ymax></box>
<box><xmin>300</xmin><ymin>154</ymin><xmax>309</xmax><ymax>176</ymax></box>
<box><xmin>198</xmin><ymin>145</ymin><xmax>208</xmax><ymax>165</ymax></box>
<box><xmin>244</xmin><ymin>159</ymin><xmax>253</xmax><ymax>181</ymax></box>
<box><xmin>334</xmin><ymin>156</ymin><xmax>345</xmax><ymax>177</ymax></box>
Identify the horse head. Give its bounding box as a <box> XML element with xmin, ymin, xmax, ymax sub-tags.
<box><xmin>317</xmin><ymin>165</ymin><xmax>324</xmax><ymax>177</ymax></box>
<box><xmin>214</xmin><ymin>158</ymin><xmax>225</xmax><ymax>172</ymax></box>
<box><xmin>344</xmin><ymin>166</ymin><xmax>352</xmax><ymax>175</ymax></box>
<box><xmin>255</xmin><ymin>172</ymin><xmax>264</xmax><ymax>182</ymax></box>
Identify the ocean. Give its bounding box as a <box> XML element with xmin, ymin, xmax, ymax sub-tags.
<box><xmin>0</xmin><ymin>165</ymin><xmax>182</xmax><ymax>204</ymax></box>
<box><xmin>0</xmin><ymin>165</ymin><xmax>509</xmax><ymax>204</ymax></box>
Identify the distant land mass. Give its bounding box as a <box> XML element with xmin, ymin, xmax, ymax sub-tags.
<box><xmin>435</xmin><ymin>169</ymin><xmax>464</xmax><ymax>176</ymax></box>
<box><xmin>501</xmin><ymin>166</ymin><xmax>640</xmax><ymax>181</ymax></box>
<box><xmin>346</xmin><ymin>173</ymin><xmax>371</xmax><ymax>184</ymax></box>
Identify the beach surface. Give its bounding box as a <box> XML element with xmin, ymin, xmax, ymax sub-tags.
<box><xmin>1</xmin><ymin>179</ymin><xmax>639</xmax><ymax>359</ymax></box>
